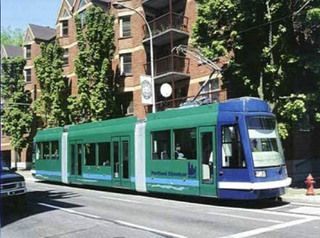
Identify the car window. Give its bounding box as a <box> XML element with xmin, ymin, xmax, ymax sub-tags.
<box><xmin>1</xmin><ymin>160</ymin><xmax>10</xmax><ymax>171</ymax></box>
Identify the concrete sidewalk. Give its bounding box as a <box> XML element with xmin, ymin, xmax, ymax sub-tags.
<box><xmin>17</xmin><ymin>170</ymin><xmax>320</xmax><ymax>205</ymax></box>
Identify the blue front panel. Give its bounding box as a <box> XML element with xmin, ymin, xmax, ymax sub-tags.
<box><xmin>217</xmin><ymin>99</ymin><xmax>288</xmax><ymax>199</ymax></box>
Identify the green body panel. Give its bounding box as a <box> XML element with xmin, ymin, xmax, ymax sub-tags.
<box><xmin>145</xmin><ymin>104</ymin><xmax>219</xmax><ymax>196</ymax></box>
<box><xmin>67</xmin><ymin>117</ymin><xmax>136</xmax><ymax>189</ymax></box>
<box><xmin>34</xmin><ymin>127</ymin><xmax>64</xmax><ymax>181</ymax></box>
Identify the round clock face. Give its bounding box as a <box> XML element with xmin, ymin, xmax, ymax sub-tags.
<box><xmin>141</xmin><ymin>80</ymin><xmax>152</xmax><ymax>100</ymax></box>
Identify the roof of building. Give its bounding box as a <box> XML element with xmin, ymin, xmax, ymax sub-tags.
<box><xmin>28</xmin><ymin>24</ymin><xmax>56</xmax><ymax>41</ymax></box>
<box><xmin>1</xmin><ymin>45</ymin><xmax>23</xmax><ymax>58</ymax></box>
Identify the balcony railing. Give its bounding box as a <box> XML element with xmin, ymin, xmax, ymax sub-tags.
<box><xmin>144</xmin><ymin>54</ymin><xmax>190</xmax><ymax>77</ymax></box>
<box><xmin>144</xmin><ymin>12</ymin><xmax>189</xmax><ymax>37</ymax></box>
<box><xmin>145</xmin><ymin>89</ymin><xmax>227</xmax><ymax>113</ymax></box>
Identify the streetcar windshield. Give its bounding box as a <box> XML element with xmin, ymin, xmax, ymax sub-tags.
<box><xmin>246</xmin><ymin>116</ymin><xmax>284</xmax><ymax>168</ymax></box>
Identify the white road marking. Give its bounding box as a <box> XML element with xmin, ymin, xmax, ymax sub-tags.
<box><xmin>38</xmin><ymin>203</ymin><xmax>101</xmax><ymax>219</ymax></box>
<box><xmin>100</xmin><ymin>196</ymin><xmax>142</xmax><ymax>204</ymax></box>
<box><xmin>220</xmin><ymin>218</ymin><xmax>316</xmax><ymax>238</ymax></box>
<box><xmin>290</xmin><ymin>202</ymin><xmax>320</xmax><ymax>208</ymax></box>
<box><xmin>289</xmin><ymin>207</ymin><xmax>320</xmax><ymax>216</ymax></box>
<box><xmin>207</xmin><ymin>212</ymin><xmax>283</xmax><ymax>223</ymax></box>
<box><xmin>115</xmin><ymin>220</ymin><xmax>187</xmax><ymax>238</ymax></box>
<box><xmin>266</xmin><ymin>204</ymin><xmax>292</xmax><ymax>210</ymax></box>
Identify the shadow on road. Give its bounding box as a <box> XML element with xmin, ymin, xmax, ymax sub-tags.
<box><xmin>1</xmin><ymin>190</ymin><xmax>81</xmax><ymax>228</ymax></box>
<box><xmin>36</xmin><ymin>181</ymin><xmax>289</xmax><ymax>210</ymax></box>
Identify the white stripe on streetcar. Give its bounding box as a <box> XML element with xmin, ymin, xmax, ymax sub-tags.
<box><xmin>207</xmin><ymin>212</ymin><xmax>283</xmax><ymax>223</ymax></box>
<box><xmin>219</xmin><ymin>177</ymin><xmax>292</xmax><ymax>190</ymax></box>
<box><xmin>115</xmin><ymin>220</ymin><xmax>187</xmax><ymax>238</ymax></box>
<box><xmin>38</xmin><ymin>203</ymin><xmax>101</xmax><ymax>219</ymax></box>
<box><xmin>99</xmin><ymin>196</ymin><xmax>142</xmax><ymax>204</ymax></box>
<box><xmin>220</xmin><ymin>218</ymin><xmax>316</xmax><ymax>238</ymax></box>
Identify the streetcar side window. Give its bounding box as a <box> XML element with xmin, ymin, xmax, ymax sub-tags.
<box><xmin>85</xmin><ymin>143</ymin><xmax>96</xmax><ymax>166</ymax></box>
<box><xmin>174</xmin><ymin>128</ymin><xmax>197</xmax><ymax>160</ymax></box>
<box><xmin>98</xmin><ymin>142</ymin><xmax>111</xmax><ymax>166</ymax></box>
<box><xmin>151</xmin><ymin>130</ymin><xmax>171</xmax><ymax>160</ymax></box>
<box><xmin>221</xmin><ymin>125</ymin><xmax>246</xmax><ymax>168</ymax></box>
<box><xmin>36</xmin><ymin>143</ymin><xmax>42</xmax><ymax>160</ymax></box>
<box><xmin>51</xmin><ymin>141</ymin><xmax>59</xmax><ymax>160</ymax></box>
<box><xmin>43</xmin><ymin>142</ymin><xmax>50</xmax><ymax>160</ymax></box>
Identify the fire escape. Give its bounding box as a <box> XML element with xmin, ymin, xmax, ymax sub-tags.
<box><xmin>142</xmin><ymin>0</ymin><xmax>190</xmax><ymax>112</ymax></box>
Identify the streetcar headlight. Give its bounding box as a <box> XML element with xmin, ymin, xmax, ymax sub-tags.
<box><xmin>255</xmin><ymin>170</ymin><xmax>266</xmax><ymax>178</ymax></box>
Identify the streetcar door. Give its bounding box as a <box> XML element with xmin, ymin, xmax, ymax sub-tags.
<box><xmin>111</xmin><ymin>137</ymin><xmax>130</xmax><ymax>188</ymax></box>
<box><xmin>70</xmin><ymin>141</ymin><xmax>83</xmax><ymax>182</ymax></box>
<box><xmin>199</xmin><ymin>127</ymin><xmax>217</xmax><ymax>197</ymax></box>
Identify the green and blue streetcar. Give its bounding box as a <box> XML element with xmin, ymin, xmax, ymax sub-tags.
<box><xmin>33</xmin><ymin>97</ymin><xmax>291</xmax><ymax>200</ymax></box>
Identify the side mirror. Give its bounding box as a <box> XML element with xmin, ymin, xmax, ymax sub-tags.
<box><xmin>11</xmin><ymin>167</ymin><xmax>17</xmax><ymax>172</ymax></box>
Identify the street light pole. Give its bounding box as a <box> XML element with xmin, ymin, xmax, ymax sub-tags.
<box><xmin>113</xmin><ymin>2</ymin><xmax>156</xmax><ymax>113</ymax></box>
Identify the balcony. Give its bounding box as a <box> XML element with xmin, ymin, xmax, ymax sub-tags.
<box><xmin>142</xmin><ymin>0</ymin><xmax>183</xmax><ymax>10</ymax></box>
<box><xmin>144</xmin><ymin>54</ymin><xmax>190</xmax><ymax>84</ymax></box>
<box><xmin>143</xmin><ymin>12</ymin><xmax>189</xmax><ymax>47</ymax></box>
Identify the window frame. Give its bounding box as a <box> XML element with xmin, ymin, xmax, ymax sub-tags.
<box><xmin>61</xmin><ymin>20</ymin><xmax>69</xmax><ymax>37</ymax></box>
<box><xmin>25</xmin><ymin>45</ymin><xmax>31</xmax><ymax>59</ymax></box>
<box><xmin>120</xmin><ymin>53</ymin><xmax>132</xmax><ymax>76</ymax></box>
<box><xmin>63</xmin><ymin>48</ymin><xmax>69</xmax><ymax>66</ymax></box>
<box><xmin>25</xmin><ymin>68</ymin><xmax>32</xmax><ymax>83</ymax></box>
<box><xmin>120</xmin><ymin>16</ymin><xmax>131</xmax><ymax>38</ymax></box>
<box><xmin>221</xmin><ymin>124</ymin><xmax>246</xmax><ymax>169</ymax></box>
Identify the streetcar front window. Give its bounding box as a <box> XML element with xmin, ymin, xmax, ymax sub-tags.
<box><xmin>246</xmin><ymin>116</ymin><xmax>284</xmax><ymax>168</ymax></box>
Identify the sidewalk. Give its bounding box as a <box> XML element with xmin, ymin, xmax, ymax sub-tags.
<box><xmin>281</xmin><ymin>187</ymin><xmax>320</xmax><ymax>205</ymax></box>
<box><xmin>17</xmin><ymin>170</ymin><xmax>320</xmax><ymax>205</ymax></box>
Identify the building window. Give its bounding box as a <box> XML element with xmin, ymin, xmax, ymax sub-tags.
<box><xmin>120</xmin><ymin>16</ymin><xmax>131</xmax><ymax>37</ymax></box>
<box><xmin>151</xmin><ymin>130</ymin><xmax>171</xmax><ymax>160</ymax></box>
<box><xmin>25</xmin><ymin>45</ymin><xmax>31</xmax><ymax>59</ymax></box>
<box><xmin>63</xmin><ymin>49</ymin><xmax>69</xmax><ymax>66</ymax></box>
<box><xmin>79</xmin><ymin>10</ymin><xmax>86</xmax><ymax>28</ymax></box>
<box><xmin>25</xmin><ymin>69</ymin><xmax>31</xmax><ymax>83</ymax></box>
<box><xmin>62</xmin><ymin>20</ymin><xmax>68</xmax><ymax>36</ymax></box>
<box><xmin>174</xmin><ymin>128</ymin><xmax>197</xmax><ymax>160</ymax></box>
<box><xmin>120</xmin><ymin>53</ymin><xmax>132</xmax><ymax>75</ymax></box>
<box><xmin>221</xmin><ymin>125</ymin><xmax>246</xmax><ymax>168</ymax></box>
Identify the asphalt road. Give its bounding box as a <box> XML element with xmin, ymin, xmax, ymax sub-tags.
<box><xmin>1</xmin><ymin>177</ymin><xmax>320</xmax><ymax>238</ymax></box>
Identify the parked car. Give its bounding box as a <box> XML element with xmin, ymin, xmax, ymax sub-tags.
<box><xmin>1</xmin><ymin>159</ymin><xmax>27</xmax><ymax>211</ymax></box>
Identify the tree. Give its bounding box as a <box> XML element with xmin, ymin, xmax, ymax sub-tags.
<box><xmin>1</xmin><ymin>57</ymin><xmax>33</xmax><ymax>167</ymax></box>
<box><xmin>34</xmin><ymin>41</ymin><xmax>70</xmax><ymax>127</ymax></box>
<box><xmin>69</xmin><ymin>6</ymin><xmax>119</xmax><ymax>123</ymax></box>
<box><xmin>193</xmin><ymin>0</ymin><xmax>320</xmax><ymax>138</ymax></box>
<box><xmin>1</xmin><ymin>26</ymin><xmax>24</xmax><ymax>46</ymax></box>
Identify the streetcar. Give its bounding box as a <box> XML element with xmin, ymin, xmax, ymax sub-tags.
<box><xmin>32</xmin><ymin>97</ymin><xmax>291</xmax><ymax>200</ymax></box>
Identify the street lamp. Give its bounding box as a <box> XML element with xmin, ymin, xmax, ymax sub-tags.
<box><xmin>113</xmin><ymin>2</ymin><xmax>156</xmax><ymax>113</ymax></box>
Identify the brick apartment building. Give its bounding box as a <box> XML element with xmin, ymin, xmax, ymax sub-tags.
<box><xmin>1</xmin><ymin>0</ymin><xmax>225</xmax><ymax>169</ymax></box>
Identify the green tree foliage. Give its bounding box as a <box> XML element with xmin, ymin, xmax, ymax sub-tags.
<box><xmin>1</xmin><ymin>26</ymin><xmax>24</xmax><ymax>46</ymax></box>
<box><xmin>1</xmin><ymin>57</ymin><xmax>33</xmax><ymax>163</ymax></box>
<box><xmin>193</xmin><ymin>0</ymin><xmax>320</xmax><ymax>138</ymax></box>
<box><xmin>69</xmin><ymin>6</ymin><xmax>118</xmax><ymax>123</ymax></box>
<box><xmin>34</xmin><ymin>41</ymin><xmax>70</xmax><ymax>127</ymax></box>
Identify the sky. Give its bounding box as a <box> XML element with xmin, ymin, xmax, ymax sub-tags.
<box><xmin>1</xmin><ymin>0</ymin><xmax>62</xmax><ymax>31</ymax></box>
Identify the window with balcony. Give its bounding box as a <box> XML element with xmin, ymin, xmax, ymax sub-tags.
<box><xmin>120</xmin><ymin>16</ymin><xmax>131</xmax><ymax>38</ymax></box>
<box><xmin>25</xmin><ymin>45</ymin><xmax>31</xmax><ymax>59</ymax></box>
<box><xmin>120</xmin><ymin>53</ymin><xmax>132</xmax><ymax>75</ymax></box>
